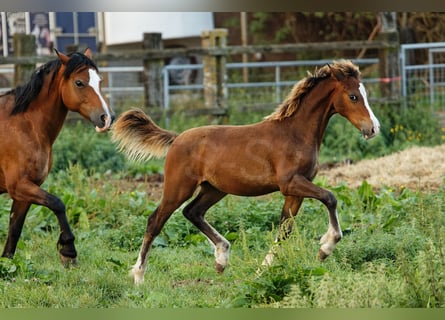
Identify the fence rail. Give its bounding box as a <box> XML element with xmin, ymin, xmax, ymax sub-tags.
<box><xmin>163</xmin><ymin>58</ymin><xmax>381</xmax><ymax>110</ymax></box>
<box><xmin>6</xmin><ymin>34</ymin><xmax>445</xmax><ymax>125</ymax></box>
<box><xmin>401</xmin><ymin>42</ymin><xmax>445</xmax><ymax>112</ymax></box>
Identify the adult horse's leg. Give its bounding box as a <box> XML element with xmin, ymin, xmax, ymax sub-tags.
<box><xmin>280</xmin><ymin>175</ymin><xmax>342</xmax><ymax>261</ymax></box>
<box><xmin>2</xmin><ymin>200</ymin><xmax>31</xmax><ymax>258</ymax></box>
<box><xmin>182</xmin><ymin>183</ymin><xmax>228</xmax><ymax>273</ymax></box>
<box><xmin>262</xmin><ymin>196</ymin><xmax>304</xmax><ymax>266</ymax></box>
<box><xmin>7</xmin><ymin>180</ymin><xmax>77</xmax><ymax>265</ymax></box>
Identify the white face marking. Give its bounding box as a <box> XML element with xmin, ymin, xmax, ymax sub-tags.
<box><xmin>88</xmin><ymin>68</ymin><xmax>113</xmax><ymax>131</ymax></box>
<box><xmin>358</xmin><ymin>83</ymin><xmax>380</xmax><ymax>135</ymax></box>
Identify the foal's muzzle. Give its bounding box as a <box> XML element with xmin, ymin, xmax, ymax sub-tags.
<box><xmin>362</xmin><ymin>125</ymin><xmax>379</xmax><ymax>140</ymax></box>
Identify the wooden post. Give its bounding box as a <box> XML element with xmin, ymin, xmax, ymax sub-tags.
<box><xmin>201</xmin><ymin>29</ymin><xmax>228</xmax><ymax>120</ymax></box>
<box><xmin>240</xmin><ymin>12</ymin><xmax>249</xmax><ymax>83</ymax></box>
<box><xmin>13</xmin><ymin>34</ymin><xmax>36</xmax><ymax>86</ymax></box>
<box><xmin>143</xmin><ymin>32</ymin><xmax>164</xmax><ymax>109</ymax></box>
<box><xmin>377</xmin><ymin>12</ymin><xmax>401</xmax><ymax>101</ymax></box>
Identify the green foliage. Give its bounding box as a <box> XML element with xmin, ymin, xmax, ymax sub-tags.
<box><xmin>52</xmin><ymin>121</ymin><xmax>126</xmax><ymax>173</ymax></box>
<box><xmin>0</xmin><ymin>166</ymin><xmax>444</xmax><ymax>307</ymax></box>
<box><xmin>0</xmin><ymin>94</ymin><xmax>443</xmax><ymax>307</ymax></box>
<box><xmin>321</xmin><ymin>101</ymin><xmax>442</xmax><ymax>163</ymax></box>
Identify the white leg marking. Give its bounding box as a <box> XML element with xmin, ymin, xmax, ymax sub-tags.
<box><xmin>319</xmin><ymin>210</ymin><xmax>343</xmax><ymax>257</ymax></box>
<box><xmin>130</xmin><ymin>252</ymin><xmax>146</xmax><ymax>285</ymax></box>
<box><xmin>262</xmin><ymin>250</ymin><xmax>276</xmax><ymax>267</ymax></box>
<box><xmin>261</xmin><ymin>237</ymin><xmax>280</xmax><ymax>267</ymax></box>
<box><xmin>214</xmin><ymin>240</ymin><xmax>230</xmax><ymax>269</ymax></box>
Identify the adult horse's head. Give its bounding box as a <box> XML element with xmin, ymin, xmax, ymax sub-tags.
<box><xmin>56</xmin><ymin>48</ymin><xmax>114</xmax><ymax>132</ymax></box>
<box><xmin>328</xmin><ymin>60</ymin><xmax>380</xmax><ymax>139</ymax></box>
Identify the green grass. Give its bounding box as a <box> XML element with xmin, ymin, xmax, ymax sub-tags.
<box><xmin>0</xmin><ymin>101</ymin><xmax>444</xmax><ymax>308</ymax></box>
<box><xmin>0</xmin><ymin>164</ymin><xmax>444</xmax><ymax>308</ymax></box>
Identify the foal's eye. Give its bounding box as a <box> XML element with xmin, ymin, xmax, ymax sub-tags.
<box><xmin>349</xmin><ymin>94</ymin><xmax>358</xmax><ymax>102</ymax></box>
<box><xmin>75</xmin><ymin>80</ymin><xmax>85</xmax><ymax>88</ymax></box>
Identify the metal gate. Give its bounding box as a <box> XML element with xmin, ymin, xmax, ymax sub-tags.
<box><xmin>401</xmin><ymin>42</ymin><xmax>445</xmax><ymax>112</ymax></box>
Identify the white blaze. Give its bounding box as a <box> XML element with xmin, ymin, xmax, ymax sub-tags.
<box><xmin>359</xmin><ymin>83</ymin><xmax>380</xmax><ymax>135</ymax></box>
<box><xmin>88</xmin><ymin>68</ymin><xmax>113</xmax><ymax>132</ymax></box>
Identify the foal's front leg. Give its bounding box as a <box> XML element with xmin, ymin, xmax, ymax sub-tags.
<box><xmin>280</xmin><ymin>175</ymin><xmax>342</xmax><ymax>261</ymax></box>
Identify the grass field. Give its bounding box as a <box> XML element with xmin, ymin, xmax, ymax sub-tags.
<box><xmin>0</xmin><ymin>158</ymin><xmax>443</xmax><ymax>308</ymax></box>
<box><xmin>0</xmin><ymin>100</ymin><xmax>444</xmax><ymax>308</ymax></box>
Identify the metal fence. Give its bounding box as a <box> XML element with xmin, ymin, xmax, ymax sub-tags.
<box><xmin>401</xmin><ymin>42</ymin><xmax>445</xmax><ymax>112</ymax></box>
<box><xmin>0</xmin><ymin>58</ymin><xmax>385</xmax><ymax>117</ymax></box>
<box><xmin>101</xmin><ymin>65</ymin><xmax>145</xmax><ymax>108</ymax></box>
<box><xmin>2</xmin><ymin>43</ymin><xmax>445</xmax><ymax>118</ymax></box>
<box><xmin>163</xmin><ymin>58</ymin><xmax>380</xmax><ymax>110</ymax></box>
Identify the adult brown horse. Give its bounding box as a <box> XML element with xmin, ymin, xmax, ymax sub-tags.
<box><xmin>0</xmin><ymin>48</ymin><xmax>114</xmax><ymax>266</ymax></box>
<box><xmin>113</xmin><ymin>60</ymin><xmax>380</xmax><ymax>284</ymax></box>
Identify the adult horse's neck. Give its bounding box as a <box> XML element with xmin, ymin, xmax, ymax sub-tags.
<box><xmin>27</xmin><ymin>68</ymin><xmax>69</xmax><ymax>145</ymax></box>
<box><xmin>285</xmin><ymin>79</ymin><xmax>337</xmax><ymax>150</ymax></box>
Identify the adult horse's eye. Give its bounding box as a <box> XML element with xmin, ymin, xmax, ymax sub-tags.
<box><xmin>349</xmin><ymin>94</ymin><xmax>358</xmax><ymax>102</ymax></box>
<box><xmin>75</xmin><ymin>80</ymin><xmax>85</xmax><ymax>88</ymax></box>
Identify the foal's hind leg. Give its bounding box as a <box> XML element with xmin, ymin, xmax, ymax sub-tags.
<box><xmin>262</xmin><ymin>196</ymin><xmax>303</xmax><ymax>267</ymax></box>
<box><xmin>131</xmin><ymin>189</ymin><xmax>197</xmax><ymax>284</ymax></box>
<box><xmin>2</xmin><ymin>200</ymin><xmax>31</xmax><ymax>258</ymax></box>
<box><xmin>182</xmin><ymin>183</ymin><xmax>228</xmax><ymax>273</ymax></box>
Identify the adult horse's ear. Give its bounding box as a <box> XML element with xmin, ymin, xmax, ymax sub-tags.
<box><xmin>83</xmin><ymin>48</ymin><xmax>93</xmax><ymax>59</ymax></box>
<box><xmin>54</xmin><ymin>49</ymin><xmax>69</xmax><ymax>65</ymax></box>
<box><xmin>328</xmin><ymin>64</ymin><xmax>345</xmax><ymax>81</ymax></box>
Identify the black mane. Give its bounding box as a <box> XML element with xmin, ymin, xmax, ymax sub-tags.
<box><xmin>6</xmin><ymin>51</ymin><xmax>98</xmax><ymax>115</ymax></box>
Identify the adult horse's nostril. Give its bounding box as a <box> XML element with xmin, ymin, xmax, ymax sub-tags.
<box><xmin>100</xmin><ymin>113</ymin><xmax>115</xmax><ymax>125</ymax></box>
<box><xmin>95</xmin><ymin>113</ymin><xmax>113</xmax><ymax>132</ymax></box>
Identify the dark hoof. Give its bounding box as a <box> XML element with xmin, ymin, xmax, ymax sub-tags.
<box><xmin>317</xmin><ymin>249</ymin><xmax>329</xmax><ymax>262</ymax></box>
<box><xmin>215</xmin><ymin>262</ymin><xmax>226</xmax><ymax>273</ymax></box>
<box><xmin>60</xmin><ymin>254</ymin><xmax>78</xmax><ymax>268</ymax></box>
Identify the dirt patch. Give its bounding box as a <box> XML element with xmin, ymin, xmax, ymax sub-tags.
<box><xmin>114</xmin><ymin>172</ymin><xmax>164</xmax><ymax>200</ymax></box>
<box><xmin>318</xmin><ymin>144</ymin><xmax>445</xmax><ymax>191</ymax></box>
<box><xmin>117</xmin><ymin>145</ymin><xmax>444</xmax><ymax>198</ymax></box>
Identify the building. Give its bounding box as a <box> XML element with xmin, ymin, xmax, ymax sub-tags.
<box><xmin>0</xmin><ymin>12</ymin><xmax>214</xmax><ymax>56</ymax></box>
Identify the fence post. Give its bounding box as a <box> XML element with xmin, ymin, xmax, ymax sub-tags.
<box><xmin>201</xmin><ymin>29</ymin><xmax>228</xmax><ymax>122</ymax></box>
<box><xmin>377</xmin><ymin>12</ymin><xmax>401</xmax><ymax>102</ymax></box>
<box><xmin>143</xmin><ymin>32</ymin><xmax>164</xmax><ymax>109</ymax></box>
<box><xmin>13</xmin><ymin>34</ymin><xmax>36</xmax><ymax>86</ymax></box>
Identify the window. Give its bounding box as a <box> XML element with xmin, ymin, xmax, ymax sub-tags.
<box><xmin>54</xmin><ymin>12</ymin><xmax>97</xmax><ymax>52</ymax></box>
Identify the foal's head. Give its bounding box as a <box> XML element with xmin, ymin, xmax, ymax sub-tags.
<box><xmin>56</xmin><ymin>48</ymin><xmax>114</xmax><ymax>132</ymax></box>
<box><xmin>327</xmin><ymin>60</ymin><xmax>380</xmax><ymax>139</ymax></box>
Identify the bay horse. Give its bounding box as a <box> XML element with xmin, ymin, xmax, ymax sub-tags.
<box><xmin>112</xmin><ymin>60</ymin><xmax>380</xmax><ymax>284</ymax></box>
<box><xmin>0</xmin><ymin>48</ymin><xmax>114</xmax><ymax>266</ymax></box>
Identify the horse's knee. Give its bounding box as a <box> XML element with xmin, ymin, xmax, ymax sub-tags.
<box><xmin>182</xmin><ymin>205</ymin><xmax>194</xmax><ymax>220</ymax></box>
<box><xmin>322</xmin><ymin>191</ymin><xmax>337</xmax><ymax>210</ymax></box>
<box><xmin>48</xmin><ymin>196</ymin><xmax>66</xmax><ymax>215</ymax></box>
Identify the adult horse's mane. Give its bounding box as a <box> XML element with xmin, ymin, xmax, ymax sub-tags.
<box><xmin>4</xmin><ymin>52</ymin><xmax>98</xmax><ymax>115</ymax></box>
<box><xmin>265</xmin><ymin>59</ymin><xmax>361</xmax><ymax>121</ymax></box>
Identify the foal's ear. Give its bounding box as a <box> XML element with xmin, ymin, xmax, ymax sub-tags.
<box><xmin>54</xmin><ymin>49</ymin><xmax>70</xmax><ymax>65</ymax></box>
<box><xmin>327</xmin><ymin>64</ymin><xmax>345</xmax><ymax>81</ymax></box>
<box><xmin>83</xmin><ymin>48</ymin><xmax>93</xmax><ymax>59</ymax></box>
